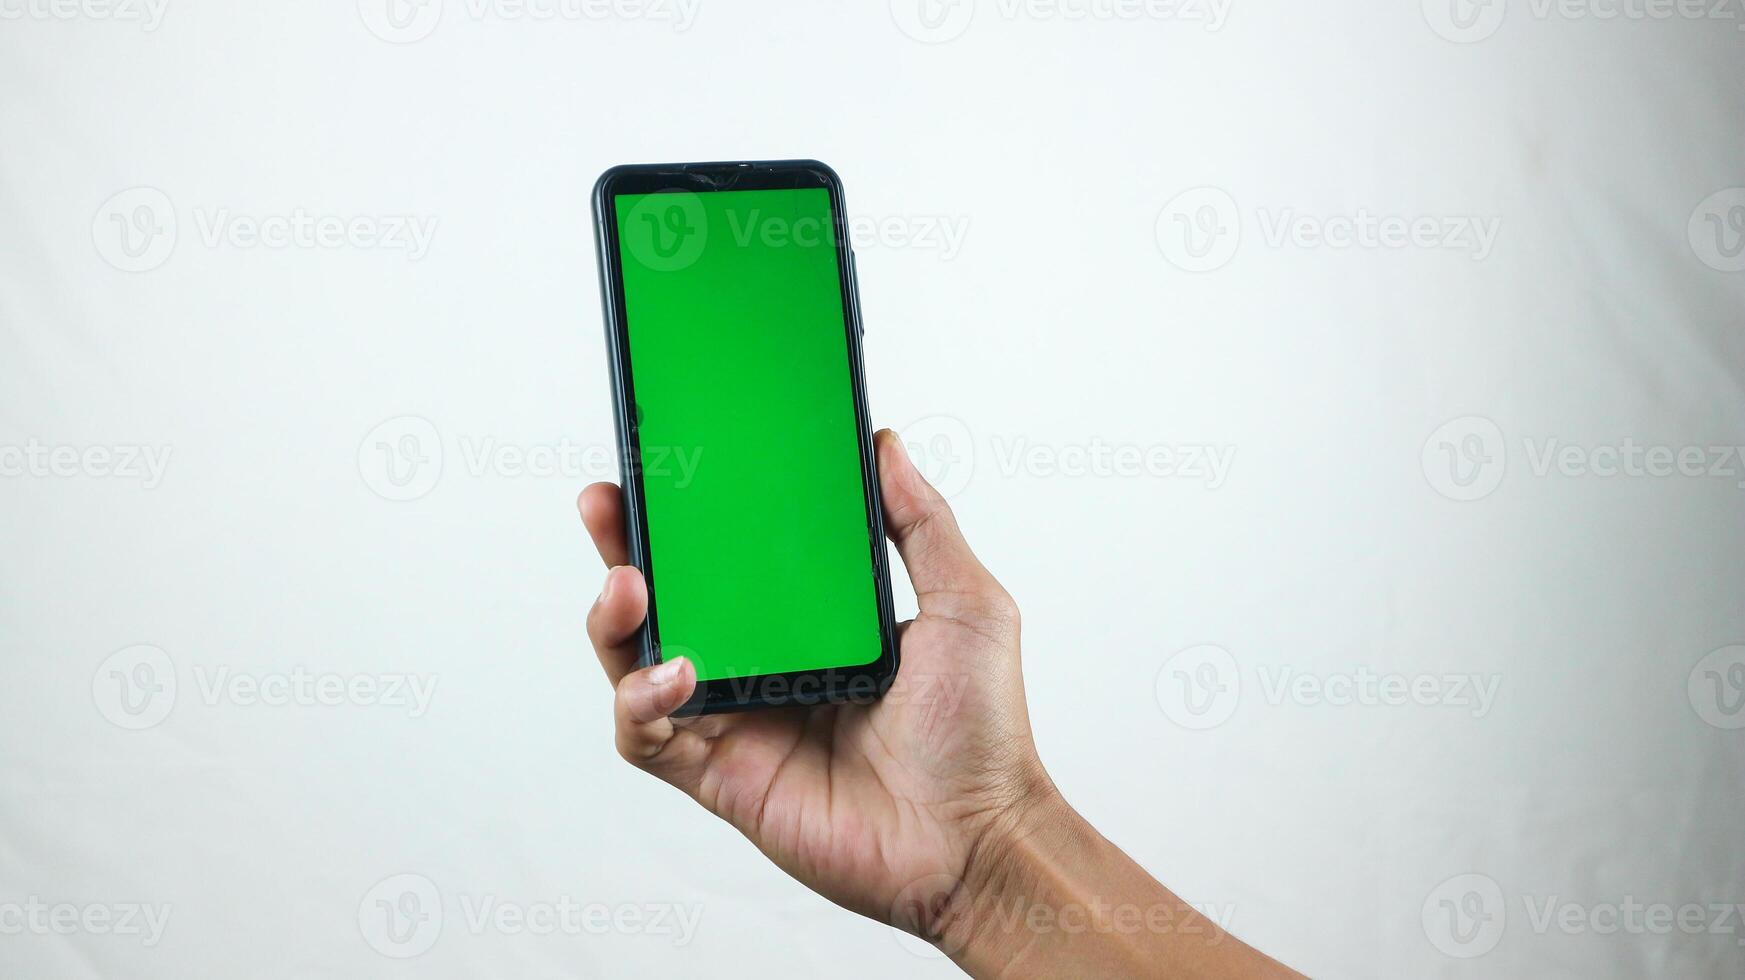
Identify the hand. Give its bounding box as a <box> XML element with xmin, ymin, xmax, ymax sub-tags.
<box><xmin>578</xmin><ymin>428</ymin><xmax>1299</xmax><ymax>977</ymax></box>
<box><xmin>576</xmin><ymin>428</ymin><xmax>1055</xmax><ymax>940</ymax></box>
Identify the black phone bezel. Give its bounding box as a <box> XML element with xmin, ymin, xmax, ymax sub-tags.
<box><xmin>590</xmin><ymin>159</ymin><xmax>900</xmax><ymax>716</ymax></box>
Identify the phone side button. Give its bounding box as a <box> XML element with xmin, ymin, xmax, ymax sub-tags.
<box><xmin>848</xmin><ymin>249</ymin><xmax>864</xmax><ymax>336</ymax></box>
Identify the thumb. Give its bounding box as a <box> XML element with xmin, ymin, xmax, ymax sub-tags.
<box><xmin>875</xmin><ymin>428</ymin><xmax>1008</xmax><ymax>612</ymax></box>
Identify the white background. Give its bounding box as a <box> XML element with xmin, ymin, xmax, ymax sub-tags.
<box><xmin>3</xmin><ymin>1</ymin><xmax>1744</xmax><ymax>977</ymax></box>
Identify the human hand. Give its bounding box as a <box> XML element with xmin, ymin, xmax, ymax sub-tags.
<box><xmin>576</xmin><ymin>428</ymin><xmax>1058</xmax><ymax>945</ymax></box>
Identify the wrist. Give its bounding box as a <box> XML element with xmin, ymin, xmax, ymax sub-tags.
<box><xmin>930</xmin><ymin>783</ymin><xmax>1290</xmax><ymax>979</ymax></box>
<box><xmin>933</xmin><ymin>778</ymin><xmax>1089</xmax><ymax>972</ymax></box>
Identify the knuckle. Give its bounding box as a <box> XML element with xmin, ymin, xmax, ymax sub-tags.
<box><xmin>614</xmin><ymin>733</ymin><xmax>653</xmax><ymax>767</ymax></box>
<box><xmin>585</xmin><ymin>595</ymin><xmax>622</xmax><ymax>649</ymax></box>
<box><xmin>978</xmin><ymin>587</ymin><xmax>1021</xmax><ymax>630</ymax></box>
<box><xmin>612</xmin><ymin>709</ymin><xmax>651</xmax><ymax>764</ymax></box>
<box><xmin>611</xmin><ymin>688</ymin><xmax>636</xmax><ymax>735</ymax></box>
<box><xmin>614</xmin><ymin>733</ymin><xmax>638</xmax><ymax>764</ymax></box>
<box><xmin>936</xmin><ymin>586</ymin><xmax>1019</xmax><ymax>634</ymax></box>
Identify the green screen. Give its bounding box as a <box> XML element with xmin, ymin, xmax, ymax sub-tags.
<box><xmin>615</xmin><ymin>186</ymin><xmax>882</xmax><ymax>682</ymax></box>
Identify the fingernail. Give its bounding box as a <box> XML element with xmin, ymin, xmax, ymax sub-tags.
<box><xmin>885</xmin><ymin>430</ymin><xmax>913</xmax><ymax>467</ymax></box>
<box><xmin>647</xmin><ymin>657</ymin><xmax>686</xmax><ymax>686</ymax></box>
<box><xmin>600</xmin><ymin>570</ymin><xmax>616</xmax><ymax>602</ymax></box>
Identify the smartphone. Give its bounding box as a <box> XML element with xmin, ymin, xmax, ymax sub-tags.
<box><xmin>591</xmin><ymin>160</ymin><xmax>900</xmax><ymax>715</ymax></box>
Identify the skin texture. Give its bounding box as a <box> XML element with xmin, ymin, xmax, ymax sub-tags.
<box><xmin>578</xmin><ymin>428</ymin><xmax>1300</xmax><ymax>977</ymax></box>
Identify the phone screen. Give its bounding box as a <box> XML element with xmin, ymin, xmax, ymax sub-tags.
<box><xmin>613</xmin><ymin>186</ymin><xmax>883</xmax><ymax>682</ymax></box>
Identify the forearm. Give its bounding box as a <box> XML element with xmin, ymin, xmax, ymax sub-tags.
<box><xmin>941</xmin><ymin>792</ymin><xmax>1301</xmax><ymax>979</ymax></box>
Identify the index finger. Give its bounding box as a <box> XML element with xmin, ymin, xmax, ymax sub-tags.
<box><xmin>576</xmin><ymin>482</ymin><xmax>631</xmax><ymax>568</ymax></box>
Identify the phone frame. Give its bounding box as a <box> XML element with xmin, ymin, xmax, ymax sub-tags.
<box><xmin>591</xmin><ymin>159</ymin><xmax>900</xmax><ymax>716</ymax></box>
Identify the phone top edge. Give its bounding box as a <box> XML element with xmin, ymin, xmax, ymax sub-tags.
<box><xmin>594</xmin><ymin>160</ymin><xmax>843</xmax><ymax>200</ymax></box>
